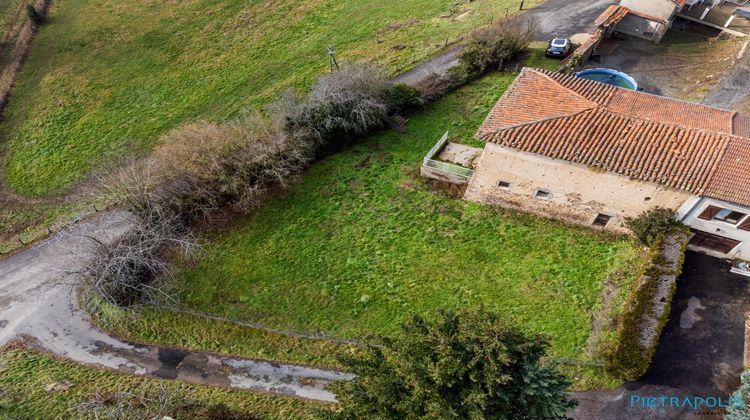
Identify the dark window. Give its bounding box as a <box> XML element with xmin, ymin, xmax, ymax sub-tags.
<box><xmin>497</xmin><ymin>180</ymin><xmax>511</xmax><ymax>188</ymax></box>
<box><xmin>534</xmin><ymin>189</ymin><xmax>550</xmax><ymax>199</ymax></box>
<box><xmin>713</xmin><ymin>209</ymin><xmax>747</xmax><ymax>225</ymax></box>
<box><xmin>740</xmin><ymin>218</ymin><xmax>750</xmax><ymax>232</ymax></box>
<box><xmin>689</xmin><ymin>230</ymin><xmax>741</xmax><ymax>254</ymax></box>
<box><xmin>593</xmin><ymin>214</ymin><xmax>612</xmax><ymax>227</ymax></box>
<box><xmin>698</xmin><ymin>205</ymin><xmax>722</xmax><ymax>220</ymax></box>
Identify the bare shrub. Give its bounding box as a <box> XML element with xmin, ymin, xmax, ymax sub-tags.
<box><xmin>71</xmin><ymin>206</ymin><xmax>198</xmax><ymax>307</ymax></box>
<box><xmin>272</xmin><ymin>63</ymin><xmax>395</xmax><ymax>151</ymax></box>
<box><xmin>83</xmin><ymin>113</ymin><xmax>316</xmax><ymax>307</ymax></box>
<box><xmin>412</xmin><ymin>63</ymin><xmax>459</xmax><ymax>102</ymax></box>
<box><xmin>101</xmin><ymin>112</ymin><xmax>315</xmax><ymax>222</ymax></box>
<box><xmin>458</xmin><ymin>15</ymin><xmax>539</xmax><ymax>79</ymax></box>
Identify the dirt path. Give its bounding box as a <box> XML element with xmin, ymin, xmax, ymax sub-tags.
<box><xmin>0</xmin><ymin>210</ymin><xmax>353</xmax><ymax>401</ymax></box>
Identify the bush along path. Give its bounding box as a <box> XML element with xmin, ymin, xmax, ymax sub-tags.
<box><xmin>0</xmin><ymin>210</ymin><xmax>353</xmax><ymax>402</ymax></box>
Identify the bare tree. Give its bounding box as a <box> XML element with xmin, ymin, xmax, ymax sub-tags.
<box><xmin>412</xmin><ymin>62</ymin><xmax>455</xmax><ymax>102</ymax></box>
<box><xmin>459</xmin><ymin>15</ymin><xmax>540</xmax><ymax>79</ymax></box>
<box><xmin>271</xmin><ymin>63</ymin><xmax>393</xmax><ymax>147</ymax></box>
<box><xmin>70</xmin><ymin>205</ymin><xmax>198</xmax><ymax>307</ymax></box>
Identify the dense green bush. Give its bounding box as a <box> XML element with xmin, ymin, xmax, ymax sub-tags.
<box><xmin>384</xmin><ymin>83</ymin><xmax>423</xmax><ymax>114</ymax></box>
<box><xmin>625</xmin><ymin>207</ymin><xmax>681</xmax><ymax>246</ymax></box>
<box><xmin>330</xmin><ymin>308</ymin><xmax>576</xmax><ymax>419</ymax></box>
<box><xmin>727</xmin><ymin>370</ymin><xmax>750</xmax><ymax>419</ymax></box>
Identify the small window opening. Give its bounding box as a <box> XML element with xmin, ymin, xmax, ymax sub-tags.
<box><xmin>534</xmin><ymin>188</ymin><xmax>550</xmax><ymax>199</ymax></box>
<box><xmin>714</xmin><ymin>209</ymin><xmax>747</xmax><ymax>225</ymax></box>
<box><xmin>593</xmin><ymin>213</ymin><xmax>612</xmax><ymax>227</ymax></box>
<box><xmin>497</xmin><ymin>180</ymin><xmax>511</xmax><ymax>189</ymax></box>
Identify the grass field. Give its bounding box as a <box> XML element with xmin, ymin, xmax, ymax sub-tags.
<box><xmin>95</xmin><ymin>69</ymin><xmax>643</xmax><ymax>390</ymax></box>
<box><xmin>1</xmin><ymin>0</ymin><xmax>540</xmax><ymax>196</ymax></box>
<box><xmin>0</xmin><ymin>0</ymin><xmax>24</xmax><ymax>33</ymax></box>
<box><xmin>0</xmin><ymin>345</ymin><xmax>322</xmax><ymax>418</ymax></box>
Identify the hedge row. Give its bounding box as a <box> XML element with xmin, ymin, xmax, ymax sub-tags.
<box><xmin>603</xmin><ymin>227</ymin><xmax>690</xmax><ymax>380</ymax></box>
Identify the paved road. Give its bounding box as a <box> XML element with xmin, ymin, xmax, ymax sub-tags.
<box><xmin>571</xmin><ymin>253</ymin><xmax>747</xmax><ymax>419</ymax></box>
<box><xmin>393</xmin><ymin>0</ymin><xmax>616</xmax><ymax>86</ymax></box>
<box><xmin>0</xmin><ymin>210</ymin><xmax>352</xmax><ymax>401</ymax></box>
<box><xmin>531</xmin><ymin>0</ymin><xmax>617</xmax><ymax>40</ymax></box>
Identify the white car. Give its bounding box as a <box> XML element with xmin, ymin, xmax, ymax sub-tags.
<box><xmin>546</xmin><ymin>38</ymin><xmax>571</xmax><ymax>58</ymax></box>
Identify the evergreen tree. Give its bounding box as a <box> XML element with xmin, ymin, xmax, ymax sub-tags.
<box><xmin>330</xmin><ymin>308</ymin><xmax>576</xmax><ymax>419</ymax></box>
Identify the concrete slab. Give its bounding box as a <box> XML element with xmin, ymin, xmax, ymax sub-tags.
<box><xmin>436</xmin><ymin>142</ymin><xmax>482</xmax><ymax>168</ymax></box>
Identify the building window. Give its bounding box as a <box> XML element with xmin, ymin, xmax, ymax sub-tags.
<box><xmin>533</xmin><ymin>188</ymin><xmax>551</xmax><ymax>199</ymax></box>
<box><xmin>740</xmin><ymin>218</ymin><xmax>750</xmax><ymax>232</ymax></box>
<box><xmin>593</xmin><ymin>213</ymin><xmax>612</xmax><ymax>227</ymax></box>
<box><xmin>714</xmin><ymin>209</ymin><xmax>747</xmax><ymax>225</ymax></box>
<box><xmin>689</xmin><ymin>229</ymin><xmax>742</xmax><ymax>254</ymax></box>
<box><xmin>698</xmin><ymin>205</ymin><xmax>722</xmax><ymax>220</ymax></box>
<box><xmin>700</xmin><ymin>205</ymin><xmax>747</xmax><ymax>225</ymax></box>
<box><xmin>497</xmin><ymin>180</ymin><xmax>511</xmax><ymax>189</ymax></box>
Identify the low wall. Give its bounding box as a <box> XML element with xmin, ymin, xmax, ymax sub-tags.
<box><xmin>604</xmin><ymin>228</ymin><xmax>690</xmax><ymax>380</ymax></box>
<box><xmin>420</xmin><ymin>164</ymin><xmax>471</xmax><ymax>185</ymax></box>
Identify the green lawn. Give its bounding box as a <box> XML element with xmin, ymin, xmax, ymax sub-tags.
<box><xmin>100</xmin><ymin>71</ymin><xmax>640</xmax><ymax>390</ymax></box>
<box><xmin>1</xmin><ymin>0</ymin><xmax>540</xmax><ymax>196</ymax></box>
<box><xmin>0</xmin><ymin>346</ymin><xmax>322</xmax><ymax>419</ymax></box>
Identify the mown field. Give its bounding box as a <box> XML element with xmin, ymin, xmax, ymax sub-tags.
<box><xmin>101</xmin><ymin>68</ymin><xmax>644</xmax><ymax>390</ymax></box>
<box><xmin>0</xmin><ymin>345</ymin><xmax>322</xmax><ymax>418</ymax></box>
<box><xmin>1</xmin><ymin>0</ymin><xmax>539</xmax><ymax>196</ymax></box>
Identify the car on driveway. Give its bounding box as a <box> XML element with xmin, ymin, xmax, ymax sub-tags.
<box><xmin>546</xmin><ymin>38</ymin><xmax>571</xmax><ymax>58</ymax></box>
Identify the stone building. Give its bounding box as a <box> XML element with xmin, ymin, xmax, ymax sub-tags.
<box><xmin>463</xmin><ymin>68</ymin><xmax>750</xmax><ymax>260</ymax></box>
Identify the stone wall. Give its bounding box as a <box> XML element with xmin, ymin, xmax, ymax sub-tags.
<box><xmin>464</xmin><ymin>143</ymin><xmax>691</xmax><ymax>233</ymax></box>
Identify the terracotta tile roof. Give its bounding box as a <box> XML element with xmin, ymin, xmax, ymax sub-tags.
<box><xmin>594</xmin><ymin>5</ymin><xmax>630</xmax><ymax>29</ymax></box>
<box><xmin>705</xmin><ymin>136</ymin><xmax>750</xmax><ymax>206</ymax></box>
<box><xmin>672</xmin><ymin>0</ymin><xmax>687</xmax><ymax>6</ymax></box>
<box><xmin>476</xmin><ymin>68</ymin><xmax>750</xmax><ymax>206</ymax></box>
<box><xmin>734</xmin><ymin>113</ymin><xmax>750</xmax><ymax>137</ymax></box>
